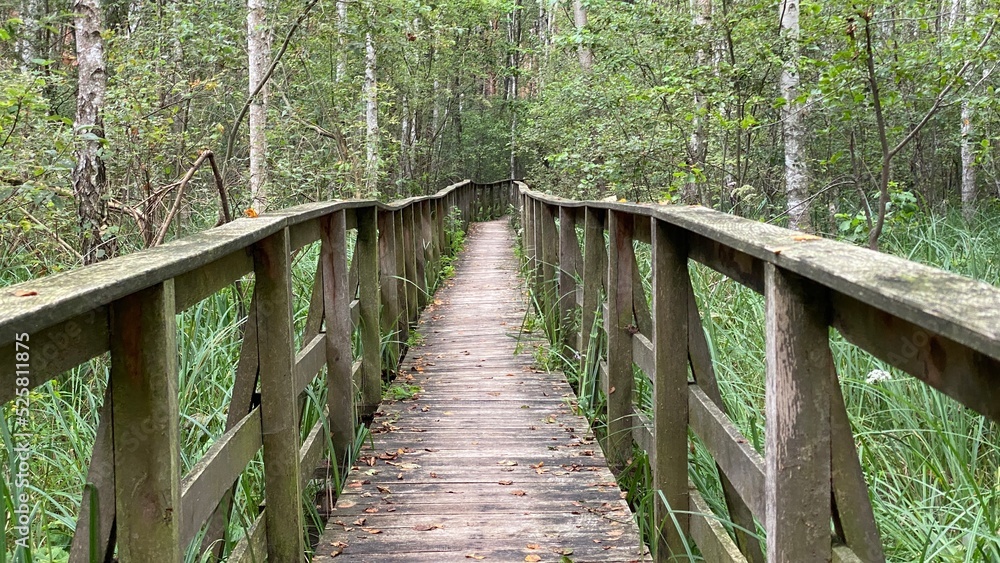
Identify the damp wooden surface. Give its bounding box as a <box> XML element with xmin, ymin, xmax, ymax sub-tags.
<box><xmin>314</xmin><ymin>220</ymin><xmax>649</xmax><ymax>562</ymax></box>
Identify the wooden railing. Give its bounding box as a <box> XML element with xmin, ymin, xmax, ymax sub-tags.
<box><xmin>0</xmin><ymin>179</ymin><xmax>513</xmax><ymax>562</ymax></box>
<box><xmin>516</xmin><ymin>182</ymin><xmax>1000</xmax><ymax>563</ymax></box>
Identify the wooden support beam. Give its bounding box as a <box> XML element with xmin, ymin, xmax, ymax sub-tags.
<box><xmin>378</xmin><ymin>210</ymin><xmax>400</xmax><ymax>370</ymax></box>
<box><xmin>356</xmin><ymin>206</ymin><xmax>382</xmax><ymax>416</ymax></box>
<box><xmin>558</xmin><ymin>206</ymin><xmax>582</xmax><ymax>358</ymax></box>
<box><xmin>581</xmin><ymin>207</ymin><xmax>606</xmax><ymax>373</ymax></box>
<box><xmin>651</xmin><ymin>218</ymin><xmax>689</xmax><ymax>559</ymax></box>
<box><xmin>110</xmin><ymin>280</ymin><xmax>181</xmax><ymax>563</ymax></box>
<box><xmin>394</xmin><ymin>210</ymin><xmax>410</xmax><ymax>343</ymax></box>
<box><xmin>253</xmin><ymin>228</ymin><xmax>306</xmax><ymax>561</ymax></box>
<box><xmin>764</xmin><ymin>264</ymin><xmax>832</xmax><ymax>562</ymax></box>
<box><xmin>539</xmin><ymin>202</ymin><xmax>558</xmax><ymax>325</ymax></box>
<box><xmin>321</xmin><ymin>210</ymin><xmax>355</xmax><ymax>467</ymax></box>
<box><xmin>606</xmin><ymin>210</ymin><xmax>635</xmax><ymax>469</ymax></box>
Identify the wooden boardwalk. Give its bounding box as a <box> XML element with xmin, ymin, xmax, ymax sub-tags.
<box><xmin>314</xmin><ymin>220</ymin><xmax>648</xmax><ymax>562</ymax></box>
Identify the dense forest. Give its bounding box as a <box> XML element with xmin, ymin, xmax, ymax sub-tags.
<box><xmin>1</xmin><ymin>0</ymin><xmax>999</xmax><ymax>269</ymax></box>
<box><xmin>3</xmin><ymin>0</ymin><xmax>1000</xmax><ymax>560</ymax></box>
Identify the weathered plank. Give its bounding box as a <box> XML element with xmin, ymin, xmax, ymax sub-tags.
<box><xmin>356</xmin><ymin>206</ymin><xmax>382</xmax><ymax>415</ymax></box>
<box><xmin>606</xmin><ymin>210</ymin><xmax>635</xmax><ymax>469</ymax></box>
<box><xmin>321</xmin><ymin>210</ymin><xmax>355</xmax><ymax>465</ymax></box>
<box><xmin>110</xmin><ymin>280</ymin><xmax>181</xmax><ymax>562</ymax></box>
<box><xmin>651</xmin><ymin>218</ymin><xmax>689</xmax><ymax>558</ymax></box>
<box><xmin>253</xmin><ymin>227</ymin><xmax>306</xmax><ymax>560</ymax></box>
<box><xmin>764</xmin><ymin>264</ymin><xmax>832</xmax><ymax>562</ymax></box>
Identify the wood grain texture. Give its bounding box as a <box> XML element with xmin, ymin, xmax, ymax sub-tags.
<box><xmin>606</xmin><ymin>211</ymin><xmax>635</xmax><ymax>469</ymax></box>
<box><xmin>110</xmin><ymin>279</ymin><xmax>181</xmax><ymax>563</ymax></box>
<box><xmin>765</xmin><ymin>264</ymin><xmax>832</xmax><ymax>563</ymax></box>
<box><xmin>581</xmin><ymin>207</ymin><xmax>606</xmax><ymax>374</ymax></box>
<box><xmin>356</xmin><ymin>206</ymin><xmax>382</xmax><ymax>416</ymax></box>
<box><xmin>322</xmin><ymin>210</ymin><xmax>355</xmax><ymax>465</ymax></box>
<box><xmin>314</xmin><ymin>220</ymin><xmax>648</xmax><ymax>562</ymax></box>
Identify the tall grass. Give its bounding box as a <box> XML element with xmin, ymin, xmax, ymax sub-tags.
<box><xmin>519</xmin><ymin>210</ymin><xmax>1000</xmax><ymax>562</ymax></box>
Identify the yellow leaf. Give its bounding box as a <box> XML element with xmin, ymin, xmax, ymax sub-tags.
<box><xmin>245</xmin><ymin>208</ymin><xmax>258</xmax><ymax>218</ymax></box>
<box><xmin>525</xmin><ymin>555</ymin><xmax>542</xmax><ymax>562</ymax></box>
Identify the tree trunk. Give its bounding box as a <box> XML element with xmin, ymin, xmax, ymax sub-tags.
<box><xmin>16</xmin><ymin>0</ymin><xmax>40</xmax><ymax>71</ymax></box>
<box><xmin>572</xmin><ymin>0</ymin><xmax>592</xmax><ymax>70</ymax></box>
<box><xmin>247</xmin><ymin>0</ymin><xmax>270</xmax><ymax>213</ymax></box>
<box><xmin>364</xmin><ymin>26</ymin><xmax>380</xmax><ymax>196</ymax></box>
<box><xmin>685</xmin><ymin>0</ymin><xmax>712</xmax><ymax>205</ymax></box>
<box><xmin>952</xmin><ymin>0</ymin><xmax>976</xmax><ymax>219</ymax></box>
<box><xmin>779</xmin><ymin>0</ymin><xmax>811</xmax><ymax>231</ymax></box>
<box><xmin>73</xmin><ymin>0</ymin><xmax>112</xmax><ymax>264</ymax></box>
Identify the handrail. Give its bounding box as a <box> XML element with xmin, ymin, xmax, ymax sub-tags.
<box><xmin>516</xmin><ymin>181</ymin><xmax>1000</xmax><ymax>562</ymax></box>
<box><xmin>0</xmin><ymin>179</ymin><xmax>514</xmax><ymax>562</ymax></box>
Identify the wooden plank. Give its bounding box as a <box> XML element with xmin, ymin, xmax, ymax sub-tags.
<box><xmin>606</xmin><ymin>210</ymin><xmax>635</xmax><ymax>469</ymax></box>
<box><xmin>174</xmin><ymin>248</ymin><xmax>253</xmax><ymax>312</ymax></box>
<box><xmin>253</xmin><ymin>227</ymin><xmax>306</xmax><ymax>560</ymax></box>
<box><xmin>378</xmin><ymin>209</ymin><xmax>401</xmax><ymax>368</ymax></box>
<box><xmin>581</xmin><ymin>207</ymin><xmax>606</xmax><ymax>373</ymax></box>
<box><xmin>558</xmin><ymin>206</ymin><xmax>582</xmax><ymax>357</ymax></box>
<box><xmin>0</xmin><ymin>308</ymin><xmax>108</xmax><ymax>404</ymax></box>
<box><xmin>300</xmin><ymin>415</ymin><xmax>329</xmax><ymax>489</ymax></box>
<box><xmin>394</xmin><ymin>210</ymin><xmax>410</xmax><ymax>342</ymax></box>
<box><xmin>402</xmin><ymin>206</ymin><xmax>418</xmax><ymax>326</ymax></box>
<box><xmin>228</xmin><ymin>511</ymin><xmax>267</xmax><ymax>563</ymax></box>
<box><xmin>651</xmin><ymin>217</ymin><xmax>689</xmax><ymax>559</ymax></box>
<box><xmin>764</xmin><ymin>264</ymin><xmax>832</xmax><ymax>562</ymax></box>
<box><xmin>110</xmin><ymin>279</ymin><xmax>181</xmax><ymax>562</ymax></box>
<box><xmin>689</xmin><ymin>482</ymin><xmax>748</xmax><ymax>563</ymax></box>
<box><xmin>294</xmin><ymin>333</ymin><xmax>326</xmax><ymax>396</ymax></box>
<box><xmin>688</xmin><ymin>384</ymin><xmax>765</xmax><ymax>521</ymax></box>
<box><xmin>321</xmin><ymin>210</ymin><xmax>356</xmax><ymax>467</ymax></box>
<box><xmin>67</xmin><ymin>385</ymin><xmax>115</xmax><ymax>563</ymax></box>
<box><xmin>356</xmin><ymin>206</ymin><xmax>382</xmax><ymax>415</ymax></box>
<box><xmin>539</xmin><ymin>202</ymin><xmax>558</xmax><ymax>323</ymax></box>
<box><xmin>180</xmin><ymin>407</ymin><xmax>262</xmax><ymax>547</ymax></box>
<box><xmin>289</xmin><ymin>216</ymin><xmax>320</xmax><ymax>251</ymax></box>
<box><xmin>829</xmin><ymin>363</ymin><xmax>885</xmax><ymax>562</ymax></box>
<box><xmin>632</xmin><ymin>332</ymin><xmax>654</xmax><ymax>377</ymax></box>
<box><xmin>831</xmin><ymin>291</ymin><xmax>1000</xmax><ymax>421</ymax></box>
<box><xmin>414</xmin><ymin>202</ymin><xmax>429</xmax><ymax>308</ymax></box>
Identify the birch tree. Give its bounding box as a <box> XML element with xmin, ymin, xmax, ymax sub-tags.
<box><xmin>363</xmin><ymin>9</ymin><xmax>380</xmax><ymax>196</ymax></box>
<box><xmin>684</xmin><ymin>0</ymin><xmax>712</xmax><ymax>204</ymax></box>
<box><xmin>779</xmin><ymin>0</ymin><xmax>811</xmax><ymax>231</ymax></box>
<box><xmin>951</xmin><ymin>0</ymin><xmax>977</xmax><ymax>219</ymax></box>
<box><xmin>73</xmin><ymin>0</ymin><xmax>111</xmax><ymax>263</ymax></box>
<box><xmin>247</xmin><ymin>0</ymin><xmax>270</xmax><ymax>213</ymax></box>
<box><xmin>572</xmin><ymin>0</ymin><xmax>592</xmax><ymax>70</ymax></box>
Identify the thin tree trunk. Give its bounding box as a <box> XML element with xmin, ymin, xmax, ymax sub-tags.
<box><xmin>952</xmin><ymin>0</ymin><xmax>977</xmax><ymax>219</ymax></box>
<box><xmin>335</xmin><ymin>0</ymin><xmax>347</xmax><ymax>82</ymax></box>
<box><xmin>73</xmin><ymin>0</ymin><xmax>112</xmax><ymax>264</ymax></box>
<box><xmin>685</xmin><ymin>0</ymin><xmax>712</xmax><ymax>205</ymax></box>
<box><xmin>779</xmin><ymin>0</ymin><xmax>811</xmax><ymax>231</ymax></box>
<box><xmin>247</xmin><ymin>0</ymin><xmax>270</xmax><ymax>213</ymax></box>
<box><xmin>572</xmin><ymin>0</ymin><xmax>592</xmax><ymax>70</ymax></box>
<box><xmin>508</xmin><ymin>0</ymin><xmax>521</xmax><ymax>179</ymax></box>
<box><xmin>364</xmin><ymin>25</ymin><xmax>379</xmax><ymax>196</ymax></box>
<box><xmin>16</xmin><ymin>0</ymin><xmax>40</xmax><ymax>71</ymax></box>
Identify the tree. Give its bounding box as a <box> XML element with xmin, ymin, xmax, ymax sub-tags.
<box><xmin>73</xmin><ymin>0</ymin><xmax>112</xmax><ymax>264</ymax></box>
<box><xmin>779</xmin><ymin>0</ymin><xmax>811</xmax><ymax>231</ymax></box>
<box><xmin>247</xmin><ymin>0</ymin><xmax>271</xmax><ymax>213</ymax></box>
<box><xmin>363</xmin><ymin>5</ymin><xmax>380</xmax><ymax>196</ymax></box>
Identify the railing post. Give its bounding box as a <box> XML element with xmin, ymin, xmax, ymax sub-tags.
<box><xmin>402</xmin><ymin>206</ymin><xmax>419</xmax><ymax>321</ymax></box>
<box><xmin>532</xmin><ymin>199</ymin><xmax>544</xmax><ymax>299</ymax></box>
<box><xmin>524</xmin><ymin>196</ymin><xmax>536</xmax><ymax>281</ymax></box>
<box><xmin>558</xmin><ymin>207</ymin><xmax>581</xmax><ymax>356</ymax></box>
<box><xmin>539</xmin><ymin>202</ymin><xmax>558</xmax><ymax>326</ymax></box>
<box><xmin>606</xmin><ymin>209</ymin><xmax>635</xmax><ymax>469</ymax></box>
<box><xmin>356</xmin><ymin>206</ymin><xmax>381</xmax><ymax>416</ymax></box>
<box><xmin>581</xmin><ymin>206</ymin><xmax>606</xmax><ymax>371</ymax></box>
<box><xmin>321</xmin><ymin>210</ymin><xmax>355</xmax><ymax>465</ymax></box>
<box><xmin>764</xmin><ymin>263</ymin><xmax>832</xmax><ymax>562</ymax></box>
<box><xmin>393</xmin><ymin>210</ymin><xmax>410</xmax><ymax>342</ymax></box>
<box><xmin>651</xmin><ymin>217</ymin><xmax>690</xmax><ymax>559</ymax></box>
<box><xmin>110</xmin><ymin>279</ymin><xmax>181</xmax><ymax>563</ymax></box>
<box><xmin>378</xmin><ymin>209</ymin><xmax>400</xmax><ymax>369</ymax></box>
<box><xmin>253</xmin><ymin>227</ymin><xmax>305</xmax><ymax>561</ymax></box>
<box><xmin>424</xmin><ymin>200</ymin><xmax>438</xmax><ymax>290</ymax></box>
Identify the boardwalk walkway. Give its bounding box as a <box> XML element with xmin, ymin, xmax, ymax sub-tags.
<box><xmin>314</xmin><ymin>220</ymin><xmax>648</xmax><ymax>562</ymax></box>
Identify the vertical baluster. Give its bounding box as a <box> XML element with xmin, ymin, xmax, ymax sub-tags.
<box><xmin>356</xmin><ymin>206</ymin><xmax>381</xmax><ymax>417</ymax></box>
<box><xmin>394</xmin><ymin>210</ymin><xmax>409</xmax><ymax>342</ymax></box>
<box><xmin>764</xmin><ymin>264</ymin><xmax>832</xmax><ymax>562</ymax></box>
<box><xmin>651</xmin><ymin>217</ymin><xmax>689</xmax><ymax>559</ymax></box>
<box><xmin>253</xmin><ymin>227</ymin><xmax>305</xmax><ymax>561</ymax></box>
<box><xmin>539</xmin><ymin>202</ymin><xmax>558</xmax><ymax>326</ymax></box>
<box><xmin>414</xmin><ymin>203</ymin><xmax>428</xmax><ymax>307</ymax></box>
<box><xmin>110</xmin><ymin>280</ymin><xmax>181</xmax><ymax>562</ymax></box>
<box><xmin>378</xmin><ymin>210</ymin><xmax>400</xmax><ymax>370</ymax></box>
<box><xmin>321</xmin><ymin>210</ymin><xmax>354</xmax><ymax>465</ymax></box>
<box><xmin>558</xmin><ymin>207</ymin><xmax>581</xmax><ymax>357</ymax></box>
<box><xmin>580</xmin><ymin>207</ymin><xmax>606</xmax><ymax>373</ymax></box>
<box><xmin>606</xmin><ymin>210</ymin><xmax>635</xmax><ymax>469</ymax></box>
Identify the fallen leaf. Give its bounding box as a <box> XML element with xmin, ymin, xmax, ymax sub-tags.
<box><xmin>352</xmin><ymin>517</ymin><xmax>366</xmax><ymax>526</ymax></box>
<box><xmin>361</xmin><ymin>527</ymin><xmax>381</xmax><ymax>534</ymax></box>
<box><xmin>12</xmin><ymin>289</ymin><xmax>38</xmax><ymax>297</ymax></box>
<box><xmin>376</xmin><ymin>486</ymin><xmax>392</xmax><ymax>494</ymax></box>
<box><xmin>792</xmin><ymin>234</ymin><xmax>822</xmax><ymax>241</ymax></box>
<box><xmin>526</xmin><ymin>543</ymin><xmax>540</xmax><ymax>550</ymax></box>
<box><xmin>498</xmin><ymin>480</ymin><xmax>514</xmax><ymax>485</ymax></box>
<box><xmin>511</xmin><ymin>490</ymin><xmax>527</xmax><ymax>496</ymax></box>
<box><xmin>498</xmin><ymin>460</ymin><xmax>518</xmax><ymax>466</ymax></box>
<box><xmin>364</xmin><ymin>506</ymin><xmax>379</xmax><ymax>513</ymax></box>
<box><xmin>245</xmin><ymin>208</ymin><xmax>258</xmax><ymax>218</ymax></box>
<box><xmin>530</xmin><ymin>462</ymin><xmax>545</xmax><ymax>469</ymax></box>
<box><xmin>465</xmin><ymin>554</ymin><xmax>486</xmax><ymax>560</ymax></box>
<box><xmin>525</xmin><ymin>555</ymin><xmax>542</xmax><ymax>562</ymax></box>
<box><xmin>413</xmin><ymin>523</ymin><xmax>443</xmax><ymax>531</ymax></box>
